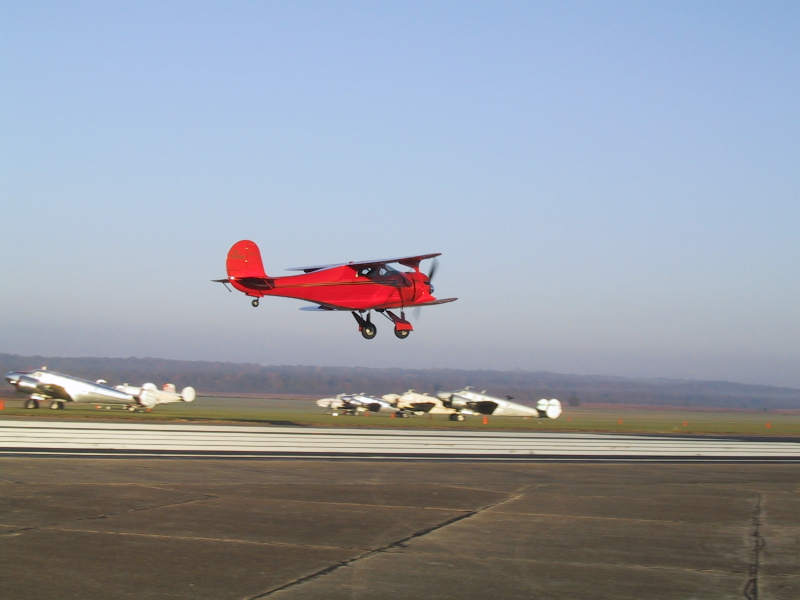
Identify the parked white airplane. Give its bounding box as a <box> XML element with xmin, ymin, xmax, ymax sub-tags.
<box><xmin>382</xmin><ymin>389</ymin><xmax>453</xmax><ymax>417</ymax></box>
<box><xmin>115</xmin><ymin>382</ymin><xmax>196</xmax><ymax>411</ymax></box>
<box><xmin>380</xmin><ymin>387</ymin><xmax>562</xmax><ymax>421</ymax></box>
<box><xmin>317</xmin><ymin>393</ymin><xmax>395</xmax><ymax>416</ymax></box>
<box><xmin>437</xmin><ymin>387</ymin><xmax>562</xmax><ymax>420</ymax></box>
<box><xmin>5</xmin><ymin>368</ymin><xmax>195</xmax><ymax>412</ymax></box>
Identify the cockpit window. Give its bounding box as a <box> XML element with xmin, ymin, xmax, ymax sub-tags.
<box><xmin>358</xmin><ymin>264</ymin><xmax>398</xmax><ymax>280</ymax></box>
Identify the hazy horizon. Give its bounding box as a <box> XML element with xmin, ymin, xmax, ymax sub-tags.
<box><xmin>3</xmin><ymin>350</ymin><xmax>799</xmax><ymax>392</ymax></box>
<box><xmin>3</xmin><ymin>3</ymin><xmax>798</xmax><ymax>388</ymax></box>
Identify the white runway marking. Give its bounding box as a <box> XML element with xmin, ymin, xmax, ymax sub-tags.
<box><xmin>1</xmin><ymin>420</ymin><xmax>799</xmax><ymax>460</ymax></box>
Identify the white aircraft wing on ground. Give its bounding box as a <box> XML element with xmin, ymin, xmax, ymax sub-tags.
<box><xmin>317</xmin><ymin>393</ymin><xmax>395</xmax><ymax>416</ymax></box>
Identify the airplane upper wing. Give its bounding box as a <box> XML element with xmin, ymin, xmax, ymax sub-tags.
<box><xmin>287</xmin><ymin>253</ymin><xmax>441</xmax><ymax>273</ymax></box>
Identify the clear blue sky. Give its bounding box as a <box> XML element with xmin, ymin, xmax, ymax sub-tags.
<box><xmin>2</xmin><ymin>2</ymin><xmax>799</xmax><ymax>386</ymax></box>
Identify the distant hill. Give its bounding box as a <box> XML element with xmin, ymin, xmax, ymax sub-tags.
<box><xmin>2</xmin><ymin>352</ymin><xmax>800</xmax><ymax>410</ymax></box>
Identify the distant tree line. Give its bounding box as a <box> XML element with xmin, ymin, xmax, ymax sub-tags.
<box><xmin>2</xmin><ymin>353</ymin><xmax>800</xmax><ymax>410</ymax></box>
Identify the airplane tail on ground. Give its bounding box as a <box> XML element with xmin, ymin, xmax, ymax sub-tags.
<box><xmin>227</xmin><ymin>240</ymin><xmax>268</xmax><ymax>279</ymax></box>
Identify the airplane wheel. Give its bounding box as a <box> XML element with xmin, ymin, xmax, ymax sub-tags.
<box><xmin>49</xmin><ymin>401</ymin><xmax>63</xmax><ymax>410</ymax></box>
<box><xmin>128</xmin><ymin>405</ymin><xmax>138</xmax><ymax>412</ymax></box>
<box><xmin>361</xmin><ymin>324</ymin><xmax>377</xmax><ymax>340</ymax></box>
<box><xmin>395</xmin><ymin>411</ymin><xmax>409</xmax><ymax>418</ymax></box>
<box><xmin>25</xmin><ymin>399</ymin><xmax>40</xmax><ymax>409</ymax></box>
<box><xmin>394</xmin><ymin>329</ymin><xmax>410</xmax><ymax>339</ymax></box>
<box><xmin>449</xmin><ymin>413</ymin><xmax>465</xmax><ymax>422</ymax></box>
<box><xmin>251</xmin><ymin>298</ymin><xmax>260</xmax><ymax>308</ymax></box>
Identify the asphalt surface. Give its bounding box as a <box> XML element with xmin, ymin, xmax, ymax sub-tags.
<box><xmin>1</xmin><ymin>458</ymin><xmax>799</xmax><ymax>599</ymax></box>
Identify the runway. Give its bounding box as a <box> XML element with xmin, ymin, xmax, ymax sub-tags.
<box><xmin>3</xmin><ymin>456</ymin><xmax>800</xmax><ymax>599</ymax></box>
<box><xmin>3</xmin><ymin>421</ymin><xmax>800</xmax><ymax>599</ymax></box>
<box><xmin>2</xmin><ymin>419</ymin><xmax>800</xmax><ymax>460</ymax></box>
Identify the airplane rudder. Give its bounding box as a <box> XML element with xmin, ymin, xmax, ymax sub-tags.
<box><xmin>227</xmin><ymin>239</ymin><xmax>268</xmax><ymax>279</ymax></box>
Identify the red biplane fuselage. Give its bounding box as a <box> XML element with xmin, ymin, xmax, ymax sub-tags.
<box><xmin>216</xmin><ymin>240</ymin><xmax>456</xmax><ymax>340</ymax></box>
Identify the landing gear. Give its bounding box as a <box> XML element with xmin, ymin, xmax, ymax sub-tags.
<box><xmin>449</xmin><ymin>413</ymin><xmax>465</xmax><ymax>422</ymax></box>
<box><xmin>49</xmin><ymin>401</ymin><xmax>64</xmax><ymax>410</ymax></box>
<box><xmin>352</xmin><ymin>311</ymin><xmax>377</xmax><ymax>340</ymax></box>
<box><xmin>352</xmin><ymin>309</ymin><xmax>415</xmax><ymax>340</ymax></box>
<box><xmin>25</xmin><ymin>398</ymin><xmax>40</xmax><ymax>409</ymax></box>
<box><xmin>251</xmin><ymin>298</ymin><xmax>260</xmax><ymax>308</ymax></box>
<box><xmin>382</xmin><ymin>309</ymin><xmax>413</xmax><ymax>340</ymax></box>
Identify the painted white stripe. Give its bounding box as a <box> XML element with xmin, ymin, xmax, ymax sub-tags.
<box><xmin>0</xmin><ymin>420</ymin><xmax>798</xmax><ymax>458</ymax></box>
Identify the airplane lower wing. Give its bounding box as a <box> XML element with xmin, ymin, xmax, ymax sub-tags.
<box><xmin>37</xmin><ymin>384</ymin><xmax>71</xmax><ymax>401</ymax></box>
<box><xmin>300</xmin><ymin>297</ymin><xmax>458</xmax><ymax>312</ymax></box>
<box><xmin>406</xmin><ymin>298</ymin><xmax>458</xmax><ymax>308</ymax></box>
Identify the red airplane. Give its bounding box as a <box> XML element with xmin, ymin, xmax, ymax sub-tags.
<box><xmin>214</xmin><ymin>240</ymin><xmax>457</xmax><ymax>340</ymax></box>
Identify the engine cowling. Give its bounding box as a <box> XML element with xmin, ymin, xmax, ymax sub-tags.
<box><xmin>14</xmin><ymin>375</ymin><xmax>39</xmax><ymax>392</ymax></box>
<box><xmin>446</xmin><ymin>394</ymin><xmax>470</xmax><ymax>410</ymax></box>
<box><xmin>316</xmin><ymin>398</ymin><xmax>340</xmax><ymax>409</ymax></box>
<box><xmin>138</xmin><ymin>383</ymin><xmax>159</xmax><ymax>408</ymax></box>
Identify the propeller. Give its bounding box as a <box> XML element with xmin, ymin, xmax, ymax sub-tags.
<box><xmin>425</xmin><ymin>258</ymin><xmax>438</xmax><ymax>293</ymax></box>
<box><xmin>414</xmin><ymin>258</ymin><xmax>439</xmax><ymax>320</ymax></box>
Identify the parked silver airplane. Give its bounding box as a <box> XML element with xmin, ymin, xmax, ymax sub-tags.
<box><xmin>5</xmin><ymin>368</ymin><xmax>195</xmax><ymax>412</ymax></box>
<box><xmin>317</xmin><ymin>393</ymin><xmax>395</xmax><ymax>416</ymax></box>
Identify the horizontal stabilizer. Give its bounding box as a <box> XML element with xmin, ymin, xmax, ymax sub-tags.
<box><xmin>212</xmin><ymin>278</ymin><xmax>233</xmax><ymax>292</ymax></box>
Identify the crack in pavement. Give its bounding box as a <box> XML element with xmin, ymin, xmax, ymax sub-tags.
<box><xmin>0</xmin><ymin>492</ymin><xmax>217</xmax><ymax>536</ymax></box>
<box><xmin>245</xmin><ymin>488</ymin><xmax>528</xmax><ymax>599</ymax></box>
<box><xmin>40</xmin><ymin>527</ymin><xmax>350</xmax><ymax>552</ymax></box>
<box><xmin>743</xmin><ymin>493</ymin><xmax>764</xmax><ymax>600</ymax></box>
<box><xmin>78</xmin><ymin>493</ymin><xmax>218</xmax><ymax>521</ymax></box>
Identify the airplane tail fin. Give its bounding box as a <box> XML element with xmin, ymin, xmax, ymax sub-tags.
<box><xmin>227</xmin><ymin>240</ymin><xmax>268</xmax><ymax>279</ymax></box>
<box><xmin>181</xmin><ymin>387</ymin><xmax>196</xmax><ymax>403</ymax></box>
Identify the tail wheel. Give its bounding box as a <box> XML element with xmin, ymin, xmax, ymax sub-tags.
<box><xmin>251</xmin><ymin>298</ymin><xmax>260</xmax><ymax>308</ymax></box>
<box><xmin>361</xmin><ymin>324</ymin><xmax>377</xmax><ymax>340</ymax></box>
